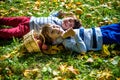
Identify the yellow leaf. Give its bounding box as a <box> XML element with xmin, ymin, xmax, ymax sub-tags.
<box><xmin>53</xmin><ymin>0</ymin><xmax>58</xmax><ymax>2</ymax></box>
<box><xmin>75</xmin><ymin>8</ymin><xmax>83</xmax><ymax>14</ymax></box>
<box><xmin>97</xmin><ymin>69</ymin><xmax>113</xmax><ymax>80</ymax></box>
<box><xmin>112</xmin><ymin>17</ymin><xmax>118</xmax><ymax>23</ymax></box>
<box><xmin>0</xmin><ymin>54</ymin><xmax>11</xmax><ymax>60</ymax></box>
<box><xmin>67</xmin><ymin>3</ymin><xmax>72</xmax><ymax>7</ymax></box>
<box><xmin>60</xmin><ymin>0</ymin><xmax>65</xmax><ymax>2</ymax></box>
<box><xmin>116</xmin><ymin>78</ymin><xmax>120</xmax><ymax>80</ymax></box>
<box><xmin>101</xmin><ymin>45</ymin><xmax>110</xmax><ymax>57</ymax></box>
<box><xmin>10</xmin><ymin>7</ymin><xmax>18</xmax><ymax>12</ymax></box>
<box><xmin>51</xmin><ymin>45</ymin><xmax>60</xmax><ymax>51</ymax></box>
<box><xmin>34</xmin><ymin>0</ymin><xmax>40</xmax><ymax>7</ymax></box>
<box><xmin>75</xmin><ymin>2</ymin><xmax>82</xmax><ymax>5</ymax></box>
<box><xmin>86</xmin><ymin>13</ymin><xmax>92</xmax><ymax>18</ymax></box>
<box><xmin>23</xmin><ymin>68</ymin><xmax>39</xmax><ymax>78</ymax></box>
<box><xmin>53</xmin><ymin>76</ymin><xmax>66</xmax><ymax>80</ymax></box>
<box><xmin>42</xmin><ymin>45</ymin><xmax>64</xmax><ymax>54</ymax></box>
<box><xmin>59</xmin><ymin>64</ymin><xmax>67</xmax><ymax>74</ymax></box>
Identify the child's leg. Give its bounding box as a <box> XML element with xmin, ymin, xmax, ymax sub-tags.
<box><xmin>0</xmin><ymin>21</ymin><xmax>30</xmax><ymax>39</ymax></box>
<box><xmin>100</xmin><ymin>23</ymin><xmax>120</xmax><ymax>44</ymax></box>
<box><xmin>0</xmin><ymin>17</ymin><xmax>30</xmax><ymax>27</ymax></box>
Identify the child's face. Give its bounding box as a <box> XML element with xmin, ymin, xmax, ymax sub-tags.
<box><xmin>62</xmin><ymin>17</ymin><xmax>75</xmax><ymax>30</ymax></box>
<box><xmin>47</xmin><ymin>24</ymin><xmax>64</xmax><ymax>41</ymax></box>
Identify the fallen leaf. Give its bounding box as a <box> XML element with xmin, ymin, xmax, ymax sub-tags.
<box><xmin>97</xmin><ymin>69</ymin><xmax>113</xmax><ymax>80</ymax></box>
<box><xmin>9</xmin><ymin>7</ymin><xmax>18</xmax><ymax>12</ymax></box>
<box><xmin>23</xmin><ymin>68</ymin><xmax>39</xmax><ymax>78</ymax></box>
<box><xmin>52</xmin><ymin>70</ymin><xmax>60</xmax><ymax>76</ymax></box>
<box><xmin>86</xmin><ymin>58</ymin><xmax>94</xmax><ymax>63</ymax></box>
<box><xmin>75</xmin><ymin>8</ymin><xmax>83</xmax><ymax>14</ymax></box>
<box><xmin>34</xmin><ymin>0</ymin><xmax>40</xmax><ymax>7</ymax></box>
<box><xmin>67</xmin><ymin>66</ymin><xmax>79</xmax><ymax>75</ymax></box>
<box><xmin>86</xmin><ymin>13</ymin><xmax>92</xmax><ymax>18</ymax></box>
<box><xmin>101</xmin><ymin>45</ymin><xmax>110</xmax><ymax>57</ymax></box>
<box><xmin>75</xmin><ymin>2</ymin><xmax>82</xmax><ymax>5</ymax></box>
<box><xmin>59</xmin><ymin>64</ymin><xmax>67</xmax><ymax>74</ymax></box>
<box><xmin>0</xmin><ymin>54</ymin><xmax>11</xmax><ymax>60</ymax></box>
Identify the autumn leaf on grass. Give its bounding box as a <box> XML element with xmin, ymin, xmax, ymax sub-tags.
<box><xmin>0</xmin><ymin>54</ymin><xmax>11</xmax><ymax>60</ymax></box>
<box><xmin>75</xmin><ymin>8</ymin><xmax>83</xmax><ymax>14</ymax></box>
<box><xmin>86</xmin><ymin>58</ymin><xmax>94</xmax><ymax>63</ymax></box>
<box><xmin>23</xmin><ymin>68</ymin><xmax>39</xmax><ymax>78</ymax></box>
<box><xmin>9</xmin><ymin>7</ymin><xmax>18</xmax><ymax>12</ymax></box>
<box><xmin>33</xmin><ymin>0</ymin><xmax>40</xmax><ymax>11</ymax></box>
<box><xmin>35</xmin><ymin>0</ymin><xmax>40</xmax><ymax>7</ymax></box>
<box><xmin>64</xmin><ymin>2</ymin><xmax>73</xmax><ymax>10</ymax></box>
<box><xmin>43</xmin><ymin>45</ymin><xmax>62</xmax><ymax>54</ymax></box>
<box><xmin>116</xmin><ymin>78</ymin><xmax>120</xmax><ymax>80</ymax></box>
<box><xmin>59</xmin><ymin>64</ymin><xmax>67</xmax><ymax>74</ymax></box>
<box><xmin>97</xmin><ymin>69</ymin><xmax>113</xmax><ymax>80</ymax></box>
<box><xmin>101</xmin><ymin>45</ymin><xmax>110</xmax><ymax>57</ymax></box>
<box><xmin>53</xmin><ymin>76</ymin><xmax>66</xmax><ymax>80</ymax></box>
<box><xmin>75</xmin><ymin>2</ymin><xmax>82</xmax><ymax>6</ymax></box>
<box><xmin>59</xmin><ymin>64</ymin><xmax>79</xmax><ymax>77</ymax></box>
<box><xmin>67</xmin><ymin>66</ymin><xmax>79</xmax><ymax>75</ymax></box>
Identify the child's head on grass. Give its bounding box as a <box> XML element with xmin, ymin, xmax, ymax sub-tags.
<box><xmin>41</xmin><ymin>24</ymin><xmax>63</xmax><ymax>45</ymax></box>
<box><xmin>62</xmin><ymin>16</ymin><xmax>82</xmax><ymax>30</ymax></box>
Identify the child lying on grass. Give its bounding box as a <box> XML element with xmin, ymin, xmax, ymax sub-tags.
<box><xmin>21</xmin><ymin>29</ymin><xmax>65</xmax><ymax>54</ymax></box>
<box><xmin>0</xmin><ymin>10</ymin><xmax>81</xmax><ymax>39</ymax></box>
<box><xmin>0</xmin><ymin>10</ymin><xmax>81</xmax><ymax>54</ymax></box>
<box><xmin>40</xmin><ymin>23</ymin><xmax>120</xmax><ymax>54</ymax></box>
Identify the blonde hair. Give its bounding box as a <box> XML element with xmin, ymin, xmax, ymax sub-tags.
<box><xmin>41</xmin><ymin>24</ymin><xmax>53</xmax><ymax>45</ymax></box>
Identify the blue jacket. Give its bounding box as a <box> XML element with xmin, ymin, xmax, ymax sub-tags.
<box><xmin>55</xmin><ymin>27</ymin><xmax>103</xmax><ymax>53</ymax></box>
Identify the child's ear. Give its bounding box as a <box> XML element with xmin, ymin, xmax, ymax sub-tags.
<box><xmin>41</xmin><ymin>44</ymin><xmax>48</xmax><ymax>50</ymax></box>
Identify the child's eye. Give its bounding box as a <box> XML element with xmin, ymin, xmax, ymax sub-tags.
<box><xmin>69</xmin><ymin>19</ymin><xmax>72</xmax><ymax>22</ymax></box>
<box><xmin>53</xmin><ymin>26</ymin><xmax>56</xmax><ymax>28</ymax></box>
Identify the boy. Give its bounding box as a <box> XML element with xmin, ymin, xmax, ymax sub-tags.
<box><xmin>41</xmin><ymin>23</ymin><xmax>120</xmax><ymax>53</ymax></box>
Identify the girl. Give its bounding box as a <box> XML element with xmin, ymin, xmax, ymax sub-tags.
<box><xmin>41</xmin><ymin>23</ymin><xmax>120</xmax><ymax>53</ymax></box>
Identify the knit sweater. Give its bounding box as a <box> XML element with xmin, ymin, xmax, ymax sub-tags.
<box><xmin>29</xmin><ymin>11</ymin><xmax>63</xmax><ymax>32</ymax></box>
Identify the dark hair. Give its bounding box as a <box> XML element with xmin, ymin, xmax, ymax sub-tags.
<box><xmin>74</xmin><ymin>19</ymin><xmax>82</xmax><ymax>29</ymax></box>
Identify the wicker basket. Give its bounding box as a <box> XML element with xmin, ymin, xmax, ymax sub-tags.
<box><xmin>23</xmin><ymin>30</ymin><xmax>44</xmax><ymax>53</ymax></box>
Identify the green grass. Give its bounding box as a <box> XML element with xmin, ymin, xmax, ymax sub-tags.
<box><xmin>0</xmin><ymin>0</ymin><xmax>120</xmax><ymax>80</ymax></box>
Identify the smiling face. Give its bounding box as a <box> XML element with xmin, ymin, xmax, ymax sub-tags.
<box><xmin>62</xmin><ymin>17</ymin><xmax>75</xmax><ymax>30</ymax></box>
<box><xmin>47</xmin><ymin>24</ymin><xmax>64</xmax><ymax>41</ymax></box>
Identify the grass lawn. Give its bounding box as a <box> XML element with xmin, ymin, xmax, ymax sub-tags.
<box><xmin>0</xmin><ymin>0</ymin><xmax>120</xmax><ymax>80</ymax></box>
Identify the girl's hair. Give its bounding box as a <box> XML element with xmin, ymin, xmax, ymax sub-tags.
<box><xmin>74</xmin><ymin>19</ymin><xmax>82</xmax><ymax>29</ymax></box>
<box><xmin>41</xmin><ymin>24</ymin><xmax>53</xmax><ymax>45</ymax></box>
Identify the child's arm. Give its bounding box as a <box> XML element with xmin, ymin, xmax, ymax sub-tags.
<box><xmin>62</xmin><ymin>29</ymin><xmax>87</xmax><ymax>53</ymax></box>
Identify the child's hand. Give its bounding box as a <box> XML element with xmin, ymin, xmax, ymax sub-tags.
<box><xmin>62</xmin><ymin>28</ymin><xmax>75</xmax><ymax>38</ymax></box>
